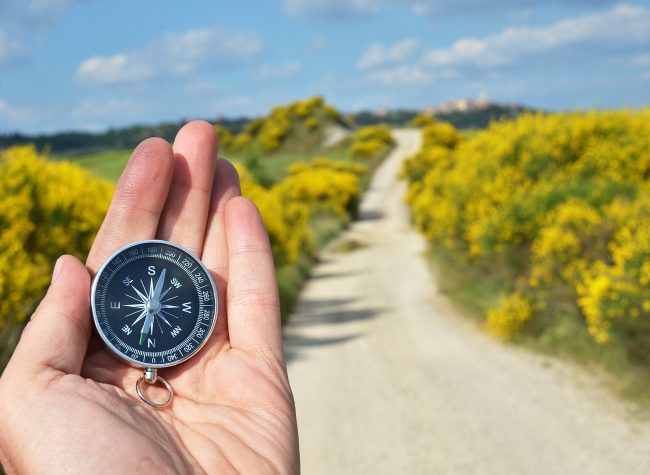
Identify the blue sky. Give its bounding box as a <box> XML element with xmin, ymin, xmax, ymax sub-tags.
<box><xmin>1</xmin><ymin>0</ymin><xmax>649</xmax><ymax>133</ymax></box>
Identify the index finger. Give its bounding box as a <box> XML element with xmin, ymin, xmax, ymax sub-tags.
<box><xmin>86</xmin><ymin>138</ymin><xmax>174</xmax><ymax>273</ymax></box>
<box><xmin>224</xmin><ymin>197</ymin><xmax>283</xmax><ymax>359</ymax></box>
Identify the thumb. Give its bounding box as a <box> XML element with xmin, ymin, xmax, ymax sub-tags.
<box><xmin>8</xmin><ymin>255</ymin><xmax>92</xmax><ymax>377</ymax></box>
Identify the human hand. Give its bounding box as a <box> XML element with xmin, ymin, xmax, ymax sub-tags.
<box><xmin>0</xmin><ymin>121</ymin><xmax>299</xmax><ymax>474</ymax></box>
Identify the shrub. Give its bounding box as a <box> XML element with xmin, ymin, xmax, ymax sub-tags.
<box><xmin>412</xmin><ymin>113</ymin><xmax>436</xmax><ymax>128</ymax></box>
<box><xmin>214</xmin><ymin>124</ymin><xmax>234</xmax><ymax>151</ymax></box>
<box><xmin>352</xmin><ymin>125</ymin><xmax>394</xmax><ymax>147</ymax></box>
<box><xmin>235</xmin><ymin>164</ymin><xmax>311</xmax><ymax>266</ymax></box>
<box><xmin>403</xmin><ymin>109</ymin><xmax>650</xmax><ymax>361</ymax></box>
<box><xmin>287</xmin><ymin>157</ymin><xmax>367</xmax><ymax>178</ymax></box>
<box><xmin>0</xmin><ymin>145</ymin><xmax>113</xmax><ymax>328</ymax></box>
<box><xmin>349</xmin><ymin>125</ymin><xmax>395</xmax><ymax>161</ymax></box>
<box><xmin>235</xmin><ymin>156</ymin><xmax>366</xmax><ymax>265</ymax></box>
<box><xmin>275</xmin><ymin>168</ymin><xmax>361</xmax><ymax>219</ymax></box>
<box><xmin>221</xmin><ymin>96</ymin><xmax>343</xmax><ymax>155</ymax></box>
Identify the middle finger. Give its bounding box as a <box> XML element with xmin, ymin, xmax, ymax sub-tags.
<box><xmin>157</xmin><ymin>120</ymin><xmax>219</xmax><ymax>256</ymax></box>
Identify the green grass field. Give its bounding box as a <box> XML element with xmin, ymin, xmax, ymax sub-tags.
<box><xmin>236</xmin><ymin>142</ymin><xmax>351</xmax><ymax>186</ymax></box>
<box><xmin>427</xmin><ymin>247</ymin><xmax>650</xmax><ymax>405</ymax></box>
<box><xmin>62</xmin><ymin>141</ymin><xmax>353</xmax><ymax>185</ymax></box>
<box><xmin>59</xmin><ymin>149</ymin><xmax>132</xmax><ymax>181</ymax></box>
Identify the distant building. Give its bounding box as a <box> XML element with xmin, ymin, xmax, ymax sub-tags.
<box><xmin>421</xmin><ymin>97</ymin><xmax>522</xmax><ymax>116</ymax></box>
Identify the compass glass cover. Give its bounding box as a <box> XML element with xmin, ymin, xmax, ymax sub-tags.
<box><xmin>91</xmin><ymin>240</ymin><xmax>217</xmax><ymax>368</ymax></box>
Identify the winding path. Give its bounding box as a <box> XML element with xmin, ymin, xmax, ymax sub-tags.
<box><xmin>285</xmin><ymin>129</ymin><xmax>650</xmax><ymax>474</ymax></box>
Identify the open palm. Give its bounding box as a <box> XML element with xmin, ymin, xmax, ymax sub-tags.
<box><xmin>0</xmin><ymin>122</ymin><xmax>299</xmax><ymax>474</ymax></box>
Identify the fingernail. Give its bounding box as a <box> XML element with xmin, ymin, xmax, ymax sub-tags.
<box><xmin>52</xmin><ymin>256</ymin><xmax>64</xmax><ymax>283</ymax></box>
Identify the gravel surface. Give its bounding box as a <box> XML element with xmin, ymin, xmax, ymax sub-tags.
<box><xmin>285</xmin><ymin>129</ymin><xmax>650</xmax><ymax>475</ymax></box>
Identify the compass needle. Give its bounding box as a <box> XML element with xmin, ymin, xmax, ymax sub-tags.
<box><xmin>139</xmin><ymin>312</ymin><xmax>154</xmax><ymax>345</ymax></box>
<box><xmin>153</xmin><ymin>268</ymin><xmax>167</xmax><ymax>301</ymax></box>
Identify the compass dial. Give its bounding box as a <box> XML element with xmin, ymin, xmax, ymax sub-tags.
<box><xmin>91</xmin><ymin>240</ymin><xmax>217</xmax><ymax>368</ymax></box>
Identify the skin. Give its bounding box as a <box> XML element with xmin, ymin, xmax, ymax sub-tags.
<box><xmin>0</xmin><ymin>121</ymin><xmax>299</xmax><ymax>474</ymax></box>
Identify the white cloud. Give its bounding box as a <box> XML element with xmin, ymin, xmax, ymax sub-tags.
<box><xmin>183</xmin><ymin>79</ymin><xmax>223</xmax><ymax>95</ymax></box>
<box><xmin>0</xmin><ymin>31</ymin><xmax>24</xmax><ymax>62</ymax></box>
<box><xmin>0</xmin><ymin>0</ymin><xmax>81</xmax><ymax>25</ymax></box>
<box><xmin>423</xmin><ymin>4</ymin><xmax>650</xmax><ymax>69</ymax></box>
<box><xmin>0</xmin><ymin>98</ymin><xmax>40</xmax><ymax>125</ymax></box>
<box><xmin>633</xmin><ymin>53</ymin><xmax>650</xmax><ymax>67</ymax></box>
<box><xmin>76</xmin><ymin>26</ymin><xmax>263</xmax><ymax>86</ymax></box>
<box><xmin>77</xmin><ymin>54</ymin><xmax>155</xmax><ymax>85</ymax></box>
<box><xmin>70</xmin><ymin>98</ymin><xmax>140</xmax><ymax>120</ymax></box>
<box><xmin>310</xmin><ymin>36</ymin><xmax>327</xmax><ymax>51</ymax></box>
<box><xmin>24</xmin><ymin>0</ymin><xmax>80</xmax><ymax>20</ymax></box>
<box><xmin>0</xmin><ymin>0</ymin><xmax>82</xmax><ymax>64</ymax></box>
<box><xmin>254</xmin><ymin>62</ymin><xmax>302</xmax><ymax>81</ymax></box>
<box><xmin>285</xmin><ymin>0</ymin><xmax>614</xmax><ymax>19</ymax></box>
<box><xmin>285</xmin><ymin>0</ymin><xmax>379</xmax><ymax>19</ymax></box>
<box><xmin>358</xmin><ymin>4</ymin><xmax>650</xmax><ymax>87</ymax></box>
<box><xmin>365</xmin><ymin>64</ymin><xmax>435</xmax><ymax>85</ymax></box>
<box><xmin>0</xmin><ymin>99</ymin><xmax>21</xmax><ymax>122</ymax></box>
<box><xmin>358</xmin><ymin>38</ymin><xmax>419</xmax><ymax>69</ymax></box>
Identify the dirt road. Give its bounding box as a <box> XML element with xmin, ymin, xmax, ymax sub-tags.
<box><xmin>284</xmin><ymin>129</ymin><xmax>650</xmax><ymax>474</ymax></box>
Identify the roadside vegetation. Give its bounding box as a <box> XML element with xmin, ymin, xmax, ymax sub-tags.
<box><xmin>0</xmin><ymin>97</ymin><xmax>394</xmax><ymax>369</ymax></box>
<box><xmin>0</xmin><ymin>145</ymin><xmax>114</xmax><ymax>367</ymax></box>
<box><xmin>212</xmin><ymin>97</ymin><xmax>394</xmax><ymax>319</ymax></box>
<box><xmin>403</xmin><ymin>110</ymin><xmax>650</xmax><ymax>401</ymax></box>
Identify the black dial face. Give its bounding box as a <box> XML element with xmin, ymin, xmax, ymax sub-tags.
<box><xmin>91</xmin><ymin>240</ymin><xmax>217</xmax><ymax>368</ymax></box>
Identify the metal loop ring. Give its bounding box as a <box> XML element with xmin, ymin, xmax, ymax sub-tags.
<box><xmin>136</xmin><ymin>375</ymin><xmax>174</xmax><ymax>408</ymax></box>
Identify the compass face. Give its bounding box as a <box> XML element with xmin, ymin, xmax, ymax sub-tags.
<box><xmin>91</xmin><ymin>240</ymin><xmax>217</xmax><ymax>368</ymax></box>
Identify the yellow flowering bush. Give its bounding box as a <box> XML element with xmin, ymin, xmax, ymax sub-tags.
<box><xmin>0</xmin><ymin>145</ymin><xmax>113</xmax><ymax>329</ymax></box>
<box><xmin>305</xmin><ymin>117</ymin><xmax>319</xmax><ymax>130</ymax></box>
<box><xmin>258</xmin><ymin>106</ymin><xmax>292</xmax><ymax>152</ymax></box>
<box><xmin>412</xmin><ymin>113</ymin><xmax>436</xmax><ymax>128</ymax></box>
<box><xmin>401</xmin><ymin>120</ymin><xmax>462</xmax><ymax>183</ymax></box>
<box><xmin>486</xmin><ymin>291</ymin><xmax>533</xmax><ymax>338</ymax></box>
<box><xmin>349</xmin><ymin>125</ymin><xmax>395</xmax><ymax>160</ymax></box>
<box><xmin>235</xmin><ymin>164</ymin><xmax>311</xmax><ymax>266</ymax></box>
<box><xmin>236</xmin><ymin>157</ymin><xmax>365</xmax><ymax>266</ymax></box>
<box><xmin>275</xmin><ymin>166</ymin><xmax>361</xmax><ymax>219</ymax></box>
<box><xmin>324</xmin><ymin>104</ymin><xmax>342</xmax><ymax>122</ymax></box>
<box><xmin>214</xmin><ymin>124</ymin><xmax>234</xmax><ymax>150</ymax></box>
<box><xmin>235</xmin><ymin>150</ymin><xmax>366</xmax><ymax>321</ymax></box>
<box><xmin>404</xmin><ymin>110</ymin><xmax>650</xmax><ymax>362</ymax></box>
<box><xmin>219</xmin><ymin>96</ymin><xmax>343</xmax><ymax>155</ymax></box>
<box><xmin>289</xmin><ymin>96</ymin><xmax>325</xmax><ymax>118</ymax></box>
<box><xmin>230</xmin><ymin>132</ymin><xmax>253</xmax><ymax>152</ymax></box>
<box><xmin>287</xmin><ymin>157</ymin><xmax>367</xmax><ymax>177</ymax></box>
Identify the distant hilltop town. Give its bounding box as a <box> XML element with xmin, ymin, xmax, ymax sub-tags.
<box><xmin>355</xmin><ymin>98</ymin><xmax>533</xmax><ymax>129</ymax></box>
<box><xmin>1</xmin><ymin>98</ymin><xmax>533</xmax><ymax>154</ymax></box>
<box><xmin>424</xmin><ymin>97</ymin><xmax>495</xmax><ymax>114</ymax></box>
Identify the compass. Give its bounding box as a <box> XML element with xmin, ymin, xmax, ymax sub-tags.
<box><xmin>91</xmin><ymin>240</ymin><xmax>217</xmax><ymax>407</ymax></box>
